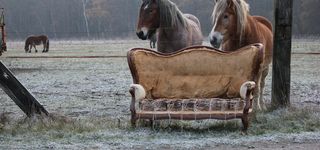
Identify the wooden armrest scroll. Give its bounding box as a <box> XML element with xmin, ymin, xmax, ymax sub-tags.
<box><xmin>240</xmin><ymin>81</ymin><xmax>256</xmax><ymax>113</ymax></box>
<box><xmin>130</xmin><ymin>84</ymin><xmax>146</xmax><ymax>101</ymax></box>
<box><xmin>129</xmin><ymin>84</ymin><xmax>146</xmax><ymax>126</ymax></box>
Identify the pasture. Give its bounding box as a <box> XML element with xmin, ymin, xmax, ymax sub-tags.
<box><xmin>0</xmin><ymin>39</ymin><xmax>319</xmax><ymax>149</ymax></box>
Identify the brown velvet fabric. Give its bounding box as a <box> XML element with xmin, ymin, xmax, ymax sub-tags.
<box><xmin>128</xmin><ymin>44</ymin><xmax>263</xmax><ymax>99</ymax></box>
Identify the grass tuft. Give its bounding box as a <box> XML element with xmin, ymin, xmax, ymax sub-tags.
<box><xmin>1</xmin><ymin>107</ymin><xmax>320</xmax><ymax>137</ymax></box>
<box><xmin>132</xmin><ymin>107</ymin><xmax>320</xmax><ymax>136</ymax></box>
<box><xmin>250</xmin><ymin>107</ymin><xmax>320</xmax><ymax>135</ymax></box>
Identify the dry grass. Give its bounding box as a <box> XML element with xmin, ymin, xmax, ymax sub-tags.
<box><xmin>1</xmin><ymin>107</ymin><xmax>319</xmax><ymax>137</ymax></box>
<box><xmin>0</xmin><ymin>39</ymin><xmax>319</xmax><ymax>149</ymax></box>
<box><xmin>251</xmin><ymin>107</ymin><xmax>320</xmax><ymax>135</ymax></box>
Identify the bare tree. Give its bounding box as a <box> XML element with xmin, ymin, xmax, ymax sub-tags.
<box><xmin>82</xmin><ymin>0</ymin><xmax>90</xmax><ymax>38</ymax></box>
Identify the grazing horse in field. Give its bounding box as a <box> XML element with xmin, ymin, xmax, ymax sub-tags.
<box><xmin>24</xmin><ymin>35</ymin><xmax>49</xmax><ymax>53</ymax></box>
<box><xmin>209</xmin><ymin>0</ymin><xmax>273</xmax><ymax>110</ymax></box>
<box><xmin>136</xmin><ymin>0</ymin><xmax>203</xmax><ymax>53</ymax></box>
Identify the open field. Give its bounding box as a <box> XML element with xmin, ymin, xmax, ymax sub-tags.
<box><xmin>0</xmin><ymin>40</ymin><xmax>319</xmax><ymax>149</ymax></box>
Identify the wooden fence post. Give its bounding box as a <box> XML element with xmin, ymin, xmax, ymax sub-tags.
<box><xmin>0</xmin><ymin>62</ymin><xmax>49</xmax><ymax>117</ymax></box>
<box><xmin>271</xmin><ymin>0</ymin><xmax>293</xmax><ymax>107</ymax></box>
<box><xmin>0</xmin><ymin>8</ymin><xmax>6</xmax><ymax>54</ymax></box>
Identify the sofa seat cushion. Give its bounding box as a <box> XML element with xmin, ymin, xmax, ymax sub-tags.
<box><xmin>138</xmin><ymin>98</ymin><xmax>246</xmax><ymax>112</ymax></box>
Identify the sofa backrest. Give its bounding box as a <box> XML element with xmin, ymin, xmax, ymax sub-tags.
<box><xmin>128</xmin><ymin>44</ymin><xmax>264</xmax><ymax>99</ymax></box>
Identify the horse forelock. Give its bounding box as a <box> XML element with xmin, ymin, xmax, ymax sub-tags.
<box><xmin>142</xmin><ymin>0</ymin><xmax>151</xmax><ymax>9</ymax></box>
<box><xmin>211</xmin><ymin>0</ymin><xmax>228</xmax><ymax>29</ymax></box>
<box><xmin>155</xmin><ymin>0</ymin><xmax>187</xmax><ymax>28</ymax></box>
<box><xmin>212</xmin><ymin>0</ymin><xmax>249</xmax><ymax>38</ymax></box>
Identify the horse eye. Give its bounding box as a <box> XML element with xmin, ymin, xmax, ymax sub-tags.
<box><xmin>223</xmin><ymin>15</ymin><xmax>228</xmax><ymax>19</ymax></box>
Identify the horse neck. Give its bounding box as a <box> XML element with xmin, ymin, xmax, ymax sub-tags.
<box><xmin>245</xmin><ymin>15</ymin><xmax>273</xmax><ymax>65</ymax></box>
<box><xmin>242</xmin><ymin>16</ymin><xmax>264</xmax><ymax>46</ymax></box>
<box><xmin>157</xmin><ymin>25</ymin><xmax>188</xmax><ymax>53</ymax></box>
<box><xmin>159</xmin><ymin>23</ymin><xmax>181</xmax><ymax>35</ymax></box>
<box><xmin>25</xmin><ymin>39</ymin><xmax>30</xmax><ymax>46</ymax></box>
<box><xmin>159</xmin><ymin>19</ymin><xmax>190</xmax><ymax>40</ymax></box>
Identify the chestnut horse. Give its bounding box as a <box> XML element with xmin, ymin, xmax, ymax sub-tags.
<box><xmin>136</xmin><ymin>0</ymin><xmax>203</xmax><ymax>53</ymax></box>
<box><xmin>209</xmin><ymin>0</ymin><xmax>273</xmax><ymax>110</ymax></box>
<box><xmin>24</xmin><ymin>35</ymin><xmax>49</xmax><ymax>53</ymax></box>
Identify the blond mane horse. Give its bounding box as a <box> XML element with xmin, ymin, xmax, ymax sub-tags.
<box><xmin>209</xmin><ymin>0</ymin><xmax>273</xmax><ymax>110</ymax></box>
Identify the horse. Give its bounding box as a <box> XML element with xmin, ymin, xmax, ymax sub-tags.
<box><xmin>209</xmin><ymin>0</ymin><xmax>273</xmax><ymax>110</ymax></box>
<box><xmin>24</xmin><ymin>35</ymin><xmax>49</xmax><ymax>53</ymax></box>
<box><xmin>136</xmin><ymin>0</ymin><xmax>203</xmax><ymax>53</ymax></box>
<box><xmin>149</xmin><ymin>32</ymin><xmax>157</xmax><ymax>49</ymax></box>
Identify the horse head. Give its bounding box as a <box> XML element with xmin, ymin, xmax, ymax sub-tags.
<box><xmin>136</xmin><ymin>0</ymin><xmax>160</xmax><ymax>40</ymax></box>
<box><xmin>24</xmin><ymin>41</ymin><xmax>29</xmax><ymax>52</ymax></box>
<box><xmin>209</xmin><ymin>0</ymin><xmax>249</xmax><ymax>49</ymax></box>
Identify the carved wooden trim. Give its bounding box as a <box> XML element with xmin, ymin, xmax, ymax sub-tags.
<box><xmin>129</xmin><ymin>87</ymin><xmax>136</xmax><ymax>126</ymax></box>
<box><xmin>127</xmin><ymin>44</ymin><xmax>264</xmax><ymax>85</ymax></box>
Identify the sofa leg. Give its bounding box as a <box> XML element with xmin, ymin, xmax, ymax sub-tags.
<box><xmin>149</xmin><ymin>119</ymin><xmax>154</xmax><ymax>127</ymax></box>
<box><xmin>241</xmin><ymin>113</ymin><xmax>250</xmax><ymax>134</ymax></box>
<box><xmin>131</xmin><ymin>115</ymin><xmax>136</xmax><ymax>127</ymax></box>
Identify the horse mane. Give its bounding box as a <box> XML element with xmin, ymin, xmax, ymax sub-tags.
<box><xmin>212</xmin><ymin>0</ymin><xmax>249</xmax><ymax>38</ymax></box>
<box><xmin>151</xmin><ymin>0</ymin><xmax>187</xmax><ymax>28</ymax></box>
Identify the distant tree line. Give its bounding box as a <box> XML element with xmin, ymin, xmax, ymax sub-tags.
<box><xmin>0</xmin><ymin>0</ymin><xmax>318</xmax><ymax>40</ymax></box>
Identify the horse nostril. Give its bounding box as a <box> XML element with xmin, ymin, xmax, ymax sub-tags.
<box><xmin>210</xmin><ymin>36</ymin><xmax>217</xmax><ymax>46</ymax></box>
<box><xmin>136</xmin><ymin>31</ymin><xmax>143</xmax><ymax>38</ymax></box>
<box><xmin>136</xmin><ymin>31</ymin><xmax>147</xmax><ymax>40</ymax></box>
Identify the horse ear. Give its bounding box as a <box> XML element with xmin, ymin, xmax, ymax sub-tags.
<box><xmin>142</xmin><ymin>0</ymin><xmax>149</xmax><ymax>3</ymax></box>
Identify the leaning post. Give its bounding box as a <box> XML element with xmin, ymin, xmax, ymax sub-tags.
<box><xmin>271</xmin><ymin>0</ymin><xmax>293</xmax><ymax>108</ymax></box>
<box><xmin>0</xmin><ymin>62</ymin><xmax>49</xmax><ymax>117</ymax></box>
<box><xmin>0</xmin><ymin>8</ymin><xmax>6</xmax><ymax>53</ymax></box>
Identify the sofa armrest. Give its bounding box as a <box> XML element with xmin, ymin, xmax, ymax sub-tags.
<box><xmin>130</xmin><ymin>84</ymin><xmax>146</xmax><ymax>101</ymax></box>
<box><xmin>129</xmin><ymin>84</ymin><xmax>146</xmax><ymax>125</ymax></box>
<box><xmin>240</xmin><ymin>81</ymin><xmax>256</xmax><ymax>113</ymax></box>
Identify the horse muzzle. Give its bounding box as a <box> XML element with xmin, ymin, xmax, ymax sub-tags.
<box><xmin>136</xmin><ymin>31</ymin><xmax>147</xmax><ymax>40</ymax></box>
<box><xmin>209</xmin><ymin>32</ymin><xmax>223</xmax><ymax>49</ymax></box>
<box><xmin>210</xmin><ymin>36</ymin><xmax>219</xmax><ymax>48</ymax></box>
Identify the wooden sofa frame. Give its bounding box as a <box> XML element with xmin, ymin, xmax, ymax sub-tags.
<box><xmin>127</xmin><ymin>44</ymin><xmax>264</xmax><ymax>132</ymax></box>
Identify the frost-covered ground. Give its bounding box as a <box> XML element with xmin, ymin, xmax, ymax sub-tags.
<box><xmin>0</xmin><ymin>40</ymin><xmax>319</xmax><ymax>149</ymax></box>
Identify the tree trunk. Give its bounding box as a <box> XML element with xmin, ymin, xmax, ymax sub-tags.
<box><xmin>82</xmin><ymin>0</ymin><xmax>90</xmax><ymax>38</ymax></box>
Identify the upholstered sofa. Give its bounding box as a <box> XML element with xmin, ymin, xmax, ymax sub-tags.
<box><xmin>127</xmin><ymin>44</ymin><xmax>264</xmax><ymax>132</ymax></box>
